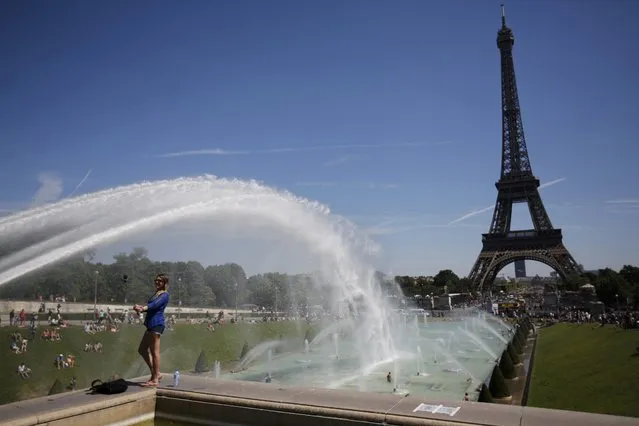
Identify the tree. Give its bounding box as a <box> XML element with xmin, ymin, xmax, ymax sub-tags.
<box><xmin>433</xmin><ymin>270</ymin><xmax>460</xmax><ymax>293</ymax></box>
<box><xmin>593</xmin><ymin>269</ymin><xmax>630</xmax><ymax>307</ymax></box>
<box><xmin>183</xmin><ymin>261</ymin><xmax>214</xmax><ymax>306</ymax></box>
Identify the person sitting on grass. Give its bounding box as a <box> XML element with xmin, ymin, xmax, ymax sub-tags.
<box><xmin>55</xmin><ymin>353</ymin><xmax>65</xmax><ymax>369</ymax></box>
<box><xmin>134</xmin><ymin>273</ymin><xmax>170</xmax><ymax>387</ymax></box>
<box><xmin>51</xmin><ymin>329</ymin><xmax>62</xmax><ymax>341</ymax></box>
<box><xmin>10</xmin><ymin>340</ymin><xmax>21</xmax><ymax>354</ymax></box>
<box><xmin>17</xmin><ymin>362</ymin><xmax>31</xmax><ymax>379</ymax></box>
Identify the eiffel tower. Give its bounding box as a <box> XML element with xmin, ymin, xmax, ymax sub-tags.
<box><xmin>468</xmin><ymin>6</ymin><xmax>581</xmax><ymax>292</ymax></box>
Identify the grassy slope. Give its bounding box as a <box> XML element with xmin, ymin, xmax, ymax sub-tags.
<box><xmin>528</xmin><ymin>323</ymin><xmax>639</xmax><ymax>418</ymax></box>
<box><xmin>0</xmin><ymin>321</ymin><xmax>312</xmax><ymax>405</ymax></box>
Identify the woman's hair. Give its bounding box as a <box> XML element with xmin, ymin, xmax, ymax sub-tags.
<box><xmin>155</xmin><ymin>274</ymin><xmax>169</xmax><ymax>288</ymax></box>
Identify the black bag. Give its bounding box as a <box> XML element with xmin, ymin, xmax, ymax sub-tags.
<box><xmin>90</xmin><ymin>378</ymin><xmax>128</xmax><ymax>395</ymax></box>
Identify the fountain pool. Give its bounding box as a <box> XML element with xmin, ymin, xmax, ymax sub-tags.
<box><xmin>226</xmin><ymin>312</ymin><xmax>512</xmax><ymax>401</ymax></box>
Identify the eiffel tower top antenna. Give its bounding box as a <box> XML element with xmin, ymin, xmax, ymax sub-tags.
<box><xmin>501</xmin><ymin>4</ymin><xmax>506</xmax><ymax>27</ymax></box>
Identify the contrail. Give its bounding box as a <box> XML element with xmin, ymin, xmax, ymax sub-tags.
<box><xmin>67</xmin><ymin>168</ymin><xmax>92</xmax><ymax>198</ymax></box>
<box><xmin>605</xmin><ymin>198</ymin><xmax>639</xmax><ymax>204</ymax></box>
<box><xmin>448</xmin><ymin>177</ymin><xmax>566</xmax><ymax>225</ymax></box>
<box><xmin>156</xmin><ymin>141</ymin><xmax>451</xmax><ymax>158</ymax></box>
<box><xmin>448</xmin><ymin>205</ymin><xmax>494</xmax><ymax>225</ymax></box>
<box><xmin>539</xmin><ymin>177</ymin><xmax>566</xmax><ymax>189</ymax></box>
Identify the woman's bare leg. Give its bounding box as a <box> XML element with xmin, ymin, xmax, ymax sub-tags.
<box><xmin>146</xmin><ymin>333</ymin><xmax>162</xmax><ymax>385</ymax></box>
<box><xmin>138</xmin><ymin>332</ymin><xmax>153</xmax><ymax>376</ymax></box>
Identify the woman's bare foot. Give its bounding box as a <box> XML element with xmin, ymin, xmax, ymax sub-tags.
<box><xmin>141</xmin><ymin>380</ymin><xmax>159</xmax><ymax>387</ymax></box>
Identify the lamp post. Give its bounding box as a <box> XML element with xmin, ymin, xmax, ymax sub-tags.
<box><xmin>93</xmin><ymin>270</ymin><xmax>99</xmax><ymax>308</ymax></box>
<box><xmin>275</xmin><ymin>286</ymin><xmax>279</xmax><ymax>318</ymax></box>
<box><xmin>234</xmin><ymin>281</ymin><xmax>238</xmax><ymax>321</ymax></box>
<box><xmin>177</xmin><ymin>277</ymin><xmax>182</xmax><ymax>319</ymax></box>
<box><xmin>615</xmin><ymin>293</ymin><xmax>619</xmax><ymax>310</ymax></box>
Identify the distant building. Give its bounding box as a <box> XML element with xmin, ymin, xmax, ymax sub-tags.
<box><xmin>514</xmin><ymin>260</ymin><xmax>526</xmax><ymax>278</ymax></box>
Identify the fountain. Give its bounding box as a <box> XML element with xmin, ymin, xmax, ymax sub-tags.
<box><xmin>213</xmin><ymin>361</ymin><xmax>221</xmax><ymax>379</ymax></box>
<box><xmin>237</xmin><ymin>341</ymin><xmax>282</xmax><ymax>371</ymax></box>
<box><xmin>416</xmin><ymin>346</ymin><xmax>426</xmax><ymax>377</ymax></box>
<box><xmin>332</xmin><ymin>332</ymin><xmax>340</xmax><ymax>360</ymax></box>
<box><xmin>0</xmin><ymin>175</ymin><xmax>512</xmax><ymax>402</ymax></box>
<box><xmin>458</xmin><ymin>328</ymin><xmax>499</xmax><ymax>361</ymax></box>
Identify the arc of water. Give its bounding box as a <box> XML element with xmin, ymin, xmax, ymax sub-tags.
<box><xmin>0</xmin><ymin>175</ymin><xmax>400</xmax><ymax>378</ymax></box>
<box><xmin>457</xmin><ymin>327</ymin><xmax>498</xmax><ymax>360</ymax></box>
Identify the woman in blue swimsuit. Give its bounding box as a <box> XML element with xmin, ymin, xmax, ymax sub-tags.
<box><xmin>134</xmin><ymin>273</ymin><xmax>170</xmax><ymax>387</ymax></box>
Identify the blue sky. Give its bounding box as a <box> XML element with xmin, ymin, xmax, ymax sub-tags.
<box><xmin>1</xmin><ymin>0</ymin><xmax>638</xmax><ymax>277</ymax></box>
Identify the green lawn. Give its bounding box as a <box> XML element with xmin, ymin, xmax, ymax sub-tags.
<box><xmin>528</xmin><ymin>323</ymin><xmax>639</xmax><ymax>418</ymax></box>
<box><xmin>0</xmin><ymin>321</ymin><xmax>313</xmax><ymax>405</ymax></box>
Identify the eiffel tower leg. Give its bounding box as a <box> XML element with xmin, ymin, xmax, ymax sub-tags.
<box><xmin>549</xmin><ymin>245</ymin><xmax>582</xmax><ymax>276</ymax></box>
<box><xmin>489</xmin><ymin>198</ymin><xmax>512</xmax><ymax>234</ymax></box>
<box><xmin>527</xmin><ymin>191</ymin><xmax>553</xmax><ymax>231</ymax></box>
<box><xmin>469</xmin><ymin>252</ymin><xmax>498</xmax><ymax>292</ymax></box>
<box><xmin>470</xmin><ymin>246</ymin><xmax>581</xmax><ymax>293</ymax></box>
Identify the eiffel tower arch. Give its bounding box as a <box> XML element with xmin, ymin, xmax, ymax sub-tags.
<box><xmin>468</xmin><ymin>6</ymin><xmax>581</xmax><ymax>293</ymax></box>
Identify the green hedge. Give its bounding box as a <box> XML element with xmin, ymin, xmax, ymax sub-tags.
<box><xmin>489</xmin><ymin>365</ymin><xmax>511</xmax><ymax>398</ymax></box>
<box><xmin>499</xmin><ymin>350</ymin><xmax>517</xmax><ymax>379</ymax></box>
<box><xmin>48</xmin><ymin>379</ymin><xmax>64</xmax><ymax>395</ymax></box>
<box><xmin>478</xmin><ymin>383</ymin><xmax>493</xmax><ymax>403</ymax></box>
<box><xmin>194</xmin><ymin>350</ymin><xmax>209</xmax><ymax>373</ymax></box>
<box><xmin>239</xmin><ymin>341</ymin><xmax>250</xmax><ymax>360</ymax></box>
<box><xmin>508</xmin><ymin>343</ymin><xmax>521</xmax><ymax>365</ymax></box>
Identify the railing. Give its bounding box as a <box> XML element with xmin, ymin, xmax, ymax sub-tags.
<box><xmin>482</xmin><ymin>229</ymin><xmax>562</xmax><ymax>242</ymax></box>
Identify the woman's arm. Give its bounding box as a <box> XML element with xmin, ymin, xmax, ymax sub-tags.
<box><xmin>143</xmin><ymin>293</ymin><xmax>169</xmax><ymax>313</ymax></box>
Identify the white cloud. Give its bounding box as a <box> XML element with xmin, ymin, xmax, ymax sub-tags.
<box><xmin>448</xmin><ymin>177</ymin><xmax>567</xmax><ymax>225</ymax></box>
<box><xmin>324</xmin><ymin>155</ymin><xmax>354</xmax><ymax>167</ymax></box>
<box><xmin>31</xmin><ymin>172</ymin><xmax>63</xmax><ymax>206</ymax></box>
<box><xmin>157</xmin><ymin>141</ymin><xmax>451</xmax><ymax>158</ymax></box>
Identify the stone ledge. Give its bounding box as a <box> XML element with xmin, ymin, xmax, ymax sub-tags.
<box><xmin>1</xmin><ymin>375</ymin><xmax>638</xmax><ymax>426</ymax></box>
<box><xmin>155</xmin><ymin>377</ymin><xmax>521</xmax><ymax>426</ymax></box>
<box><xmin>0</xmin><ymin>385</ymin><xmax>155</xmax><ymax>426</ymax></box>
